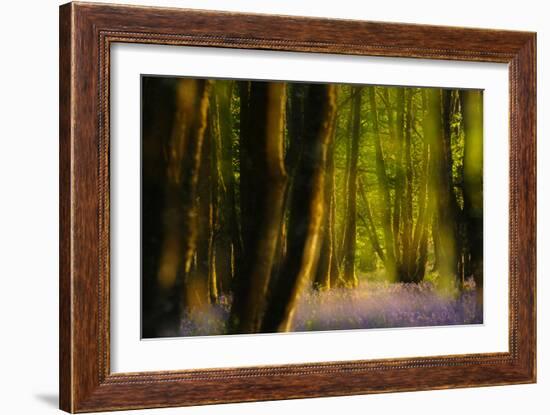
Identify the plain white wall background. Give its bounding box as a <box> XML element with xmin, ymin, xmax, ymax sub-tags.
<box><xmin>0</xmin><ymin>0</ymin><xmax>545</xmax><ymax>414</ymax></box>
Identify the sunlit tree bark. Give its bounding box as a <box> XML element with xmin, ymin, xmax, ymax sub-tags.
<box><xmin>262</xmin><ymin>84</ymin><xmax>337</xmax><ymax>332</ymax></box>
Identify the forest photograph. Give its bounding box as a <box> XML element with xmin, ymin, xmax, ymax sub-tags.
<box><xmin>141</xmin><ymin>76</ymin><xmax>484</xmax><ymax>338</ymax></box>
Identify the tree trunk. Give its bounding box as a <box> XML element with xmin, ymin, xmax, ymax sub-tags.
<box><xmin>314</xmin><ymin>122</ymin><xmax>337</xmax><ymax>290</ymax></box>
<box><xmin>228</xmin><ymin>82</ymin><xmax>288</xmax><ymax>334</ymax></box>
<box><xmin>214</xmin><ymin>81</ymin><xmax>239</xmax><ymax>295</ymax></box>
<box><xmin>230</xmin><ymin>81</ymin><xmax>251</xmax><ymax>326</ymax></box>
<box><xmin>358</xmin><ymin>178</ymin><xmax>386</xmax><ymax>263</ymax></box>
<box><xmin>443</xmin><ymin>90</ymin><xmax>464</xmax><ymax>286</ymax></box>
<box><xmin>341</xmin><ymin>86</ymin><xmax>362</xmax><ymax>287</ymax></box>
<box><xmin>425</xmin><ymin>89</ymin><xmax>458</xmax><ymax>291</ymax></box>
<box><xmin>208</xmin><ymin>93</ymin><xmax>221</xmax><ymax>303</ymax></box>
<box><xmin>141</xmin><ymin>78</ymin><xmax>179</xmax><ymax>337</ymax></box>
<box><xmin>156</xmin><ymin>79</ymin><xmax>211</xmax><ymax>315</ymax></box>
<box><xmin>285</xmin><ymin>84</ymin><xmax>307</xmax><ymax>177</ymax></box>
<box><xmin>274</xmin><ymin>84</ymin><xmax>307</xmax><ymax>281</ymax></box>
<box><xmin>262</xmin><ymin>84</ymin><xmax>337</xmax><ymax>332</ymax></box>
<box><xmin>411</xmin><ymin>109</ymin><xmax>430</xmax><ymax>282</ymax></box>
<box><xmin>401</xmin><ymin>89</ymin><xmax>415</xmax><ymax>281</ymax></box>
<box><xmin>237</xmin><ymin>81</ymin><xmax>253</xmax><ymax>264</ymax></box>
<box><xmin>192</xmin><ymin>111</ymin><xmax>216</xmax><ymax>310</ymax></box>
<box><xmin>460</xmin><ymin>90</ymin><xmax>484</xmax><ymax>306</ymax></box>
<box><xmin>392</xmin><ymin>88</ymin><xmax>405</xmax><ymax>269</ymax></box>
<box><xmin>368</xmin><ymin>86</ymin><xmax>398</xmax><ymax>281</ymax></box>
<box><xmin>328</xmin><ymin>179</ymin><xmax>341</xmax><ymax>288</ymax></box>
<box><xmin>338</xmin><ymin>98</ymin><xmax>354</xmax><ymax>269</ymax></box>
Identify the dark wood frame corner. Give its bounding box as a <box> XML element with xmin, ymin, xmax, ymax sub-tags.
<box><xmin>59</xmin><ymin>2</ymin><xmax>536</xmax><ymax>413</ymax></box>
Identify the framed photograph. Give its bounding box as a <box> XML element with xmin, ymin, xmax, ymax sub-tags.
<box><xmin>59</xmin><ymin>2</ymin><xmax>536</xmax><ymax>412</ymax></box>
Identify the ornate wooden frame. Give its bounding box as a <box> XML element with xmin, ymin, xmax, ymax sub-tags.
<box><xmin>59</xmin><ymin>2</ymin><xmax>536</xmax><ymax>412</ymax></box>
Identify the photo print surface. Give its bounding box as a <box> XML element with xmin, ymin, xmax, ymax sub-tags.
<box><xmin>141</xmin><ymin>76</ymin><xmax>483</xmax><ymax>338</ymax></box>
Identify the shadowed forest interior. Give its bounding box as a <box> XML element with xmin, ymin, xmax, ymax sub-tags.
<box><xmin>141</xmin><ymin>76</ymin><xmax>483</xmax><ymax>338</ymax></box>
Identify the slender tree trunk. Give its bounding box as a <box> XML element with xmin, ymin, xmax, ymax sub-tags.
<box><xmin>237</xmin><ymin>81</ymin><xmax>253</xmax><ymax>262</ymax></box>
<box><xmin>230</xmin><ymin>81</ymin><xmax>251</xmax><ymax>323</ymax></box>
<box><xmin>262</xmin><ymin>84</ymin><xmax>337</xmax><ymax>332</ymax></box>
<box><xmin>338</xmin><ymin>100</ymin><xmax>354</xmax><ymax>268</ymax></box>
<box><xmin>341</xmin><ymin>86</ymin><xmax>362</xmax><ymax>287</ymax></box>
<box><xmin>274</xmin><ymin>84</ymin><xmax>307</xmax><ymax>280</ymax></box>
<box><xmin>450</xmin><ymin>92</ymin><xmax>468</xmax><ymax>286</ymax></box>
<box><xmin>416</xmin><ymin>227</ymin><xmax>429</xmax><ymax>282</ymax></box>
<box><xmin>425</xmin><ymin>89</ymin><xmax>458</xmax><ymax>290</ymax></box>
<box><xmin>368</xmin><ymin>86</ymin><xmax>397</xmax><ymax>281</ymax></box>
<box><xmin>358</xmin><ymin>178</ymin><xmax>386</xmax><ymax>263</ymax></box>
<box><xmin>156</xmin><ymin>79</ymin><xmax>211</xmax><ymax>315</ymax></box>
<box><xmin>400</xmin><ymin>89</ymin><xmax>415</xmax><ymax>281</ymax></box>
<box><xmin>285</xmin><ymin>84</ymin><xmax>306</xmax><ymax>177</ymax></box>
<box><xmin>192</xmin><ymin>113</ymin><xmax>216</xmax><ymax>309</ymax></box>
<box><xmin>411</xmin><ymin>115</ymin><xmax>430</xmax><ymax>282</ymax></box>
<box><xmin>443</xmin><ymin>90</ymin><xmax>463</xmax><ymax>286</ymax></box>
<box><xmin>431</xmin><ymin>214</ymin><xmax>441</xmax><ymax>271</ymax></box>
<box><xmin>141</xmin><ymin>78</ymin><xmax>179</xmax><ymax>337</ymax></box>
<box><xmin>328</xmin><ymin>180</ymin><xmax>340</xmax><ymax>288</ymax></box>
<box><xmin>392</xmin><ymin>88</ymin><xmax>405</xmax><ymax>270</ymax></box>
<box><xmin>208</xmin><ymin>94</ymin><xmax>221</xmax><ymax>303</ymax></box>
<box><xmin>460</xmin><ymin>90</ymin><xmax>484</xmax><ymax>306</ymax></box>
<box><xmin>229</xmin><ymin>82</ymin><xmax>288</xmax><ymax>334</ymax></box>
<box><xmin>214</xmin><ymin>81</ymin><xmax>239</xmax><ymax>295</ymax></box>
<box><xmin>314</xmin><ymin>123</ymin><xmax>337</xmax><ymax>290</ymax></box>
